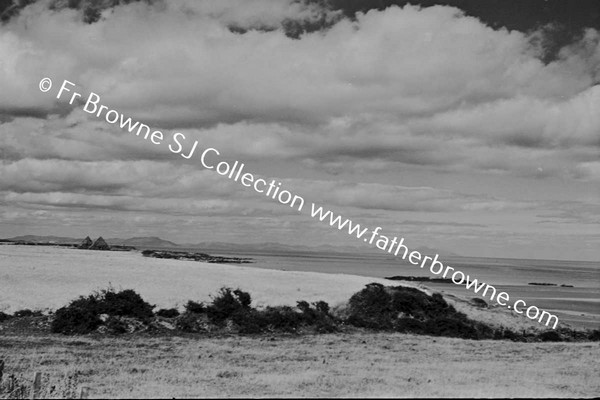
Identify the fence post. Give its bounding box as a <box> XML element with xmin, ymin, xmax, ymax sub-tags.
<box><xmin>79</xmin><ymin>386</ymin><xmax>91</xmax><ymax>399</ymax></box>
<box><xmin>30</xmin><ymin>371</ymin><xmax>42</xmax><ymax>399</ymax></box>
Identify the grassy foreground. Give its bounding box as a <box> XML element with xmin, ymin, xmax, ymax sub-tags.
<box><xmin>1</xmin><ymin>332</ymin><xmax>598</xmax><ymax>398</ymax></box>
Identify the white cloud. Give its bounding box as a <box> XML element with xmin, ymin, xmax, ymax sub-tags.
<box><xmin>1</xmin><ymin>1</ymin><xmax>598</xmax><ymax>258</ymax></box>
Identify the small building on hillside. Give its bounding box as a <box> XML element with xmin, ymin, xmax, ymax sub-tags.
<box><xmin>90</xmin><ymin>236</ymin><xmax>110</xmax><ymax>250</ymax></box>
<box><xmin>78</xmin><ymin>236</ymin><xmax>93</xmax><ymax>249</ymax></box>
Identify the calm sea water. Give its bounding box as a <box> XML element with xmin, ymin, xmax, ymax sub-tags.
<box><xmin>197</xmin><ymin>248</ymin><xmax>600</xmax><ymax>329</ymax></box>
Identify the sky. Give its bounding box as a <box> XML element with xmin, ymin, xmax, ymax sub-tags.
<box><xmin>0</xmin><ymin>0</ymin><xmax>599</xmax><ymax>261</ymax></box>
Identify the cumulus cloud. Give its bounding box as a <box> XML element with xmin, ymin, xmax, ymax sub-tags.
<box><xmin>0</xmin><ymin>1</ymin><xmax>598</xmax><ymax>258</ymax></box>
<box><xmin>2</xmin><ymin>1</ymin><xmax>597</xmax><ymax>182</ymax></box>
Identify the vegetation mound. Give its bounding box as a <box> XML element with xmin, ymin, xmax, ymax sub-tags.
<box><xmin>51</xmin><ymin>288</ymin><xmax>155</xmax><ymax>334</ymax></box>
<box><xmin>345</xmin><ymin>283</ymin><xmax>497</xmax><ymax>340</ymax></box>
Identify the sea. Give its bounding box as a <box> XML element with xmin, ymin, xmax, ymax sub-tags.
<box><xmin>194</xmin><ymin>248</ymin><xmax>600</xmax><ymax>329</ymax></box>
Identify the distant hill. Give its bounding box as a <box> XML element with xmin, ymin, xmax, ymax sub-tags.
<box><xmin>106</xmin><ymin>237</ymin><xmax>179</xmax><ymax>248</ymax></box>
<box><xmin>182</xmin><ymin>241</ymin><xmax>319</xmax><ymax>254</ymax></box>
<box><xmin>4</xmin><ymin>235</ymin><xmax>179</xmax><ymax>249</ymax></box>
<box><xmin>182</xmin><ymin>241</ymin><xmax>460</xmax><ymax>258</ymax></box>
<box><xmin>5</xmin><ymin>235</ymin><xmax>80</xmax><ymax>244</ymax></box>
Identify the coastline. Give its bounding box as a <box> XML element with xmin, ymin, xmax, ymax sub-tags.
<box><xmin>2</xmin><ymin>243</ymin><xmax>595</xmax><ymax>333</ymax></box>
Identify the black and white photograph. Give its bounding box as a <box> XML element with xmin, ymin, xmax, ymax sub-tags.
<box><xmin>0</xmin><ymin>0</ymin><xmax>599</xmax><ymax>398</ymax></box>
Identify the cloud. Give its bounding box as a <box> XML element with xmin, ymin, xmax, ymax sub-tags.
<box><xmin>0</xmin><ymin>3</ymin><xmax>595</xmax><ymax>123</ymax></box>
<box><xmin>0</xmin><ymin>1</ymin><xmax>598</xmax><ymax>258</ymax></box>
<box><xmin>1</xmin><ymin>2</ymin><xmax>597</xmax><ymax>183</ymax></box>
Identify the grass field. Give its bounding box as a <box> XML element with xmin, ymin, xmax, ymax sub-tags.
<box><xmin>1</xmin><ymin>332</ymin><xmax>598</xmax><ymax>398</ymax></box>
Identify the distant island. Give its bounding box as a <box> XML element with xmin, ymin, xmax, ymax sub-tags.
<box><xmin>385</xmin><ymin>275</ymin><xmax>454</xmax><ymax>284</ymax></box>
<box><xmin>529</xmin><ymin>282</ymin><xmax>574</xmax><ymax>288</ymax></box>
<box><xmin>141</xmin><ymin>249</ymin><xmax>252</xmax><ymax>264</ymax></box>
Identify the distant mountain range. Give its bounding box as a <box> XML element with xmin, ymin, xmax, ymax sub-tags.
<box><xmin>4</xmin><ymin>235</ymin><xmax>179</xmax><ymax>249</ymax></box>
<box><xmin>180</xmin><ymin>241</ymin><xmax>458</xmax><ymax>257</ymax></box>
<box><xmin>5</xmin><ymin>235</ymin><xmax>81</xmax><ymax>244</ymax></box>
<box><xmin>3</xmin><ymin>235</ymin><xmax>459</xmax><ymax>257</ymax></box>
<box><xmin>106</xmin><ymin>237</ymin><xmax>179</xmax><ymax>248</ymax></box>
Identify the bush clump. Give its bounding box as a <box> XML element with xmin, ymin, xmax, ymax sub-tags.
<box><xmin>51</xmin><ymin>288</ymin><xmax>155</xmax><ymax>335</ymax></box>
<box><xmin>13</xmin><ymin>309</ymin><xmax>43</xmax><ymax>318</ymax></box>
<box><xmin>175</xmin><ymin>312</ymin><xmax>206</xmax><ymax>333</ymax></box>
<box><xmin>156</xmin><ymin>308</ymin><xmax>180</xmax><ymax>318</ymax></box>
<box><xmin>537</xmin><ymin>330</ymin><xmax>563</xmax><ymax>342</ymax></box>
<box><xmin>197</xmin><ymin>287</ymin><xmax>337</xmax><ymax>334</ymax></box>
<box><xmin>104</xmin><ymin>316</ymin><xmax>130</xmax><ymax>334</ymax></box>
<box><xmin>52</xmin><ymin>305</ymin><xmax>102</xmax><ymax>335</ymax></box>
<box><xmin>98</xmin><ymin>289</ymin><xmax>154</xmax><ymax>319</ymax></box>
<box><xmin>230</xmin><ymin>302</ymin><xmax>337</xmax><ymax>334</ymax></box>
<box><xmin>206</xmin><ymin>288</ymin><xmax>253</xmax><ymax>324</ymax></box>
<box><xmin>184</xmin><ymin>300</ymin><xmax>205</xmax><ymax>314</ymax></box>
<box><xmin>345</xmin><ymin>283</ymin><xmax>496</xmax><ymax>340</ymax></box>
<box><xmin>346</xmin><ymin>283</ymin><xmax>394</xmax><ymax>330</ymax></box>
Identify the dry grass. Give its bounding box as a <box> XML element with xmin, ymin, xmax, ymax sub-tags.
<box><xmin>1</xmin><ymin>332</ymin><xmax>598</xmax><ymax>398</ymax></box>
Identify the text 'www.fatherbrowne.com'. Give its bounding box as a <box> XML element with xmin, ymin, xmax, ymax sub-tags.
<box><xmin>41</xmin><ymin>77</ymin><xmax>559</xmax><ymax>329</ymax></box>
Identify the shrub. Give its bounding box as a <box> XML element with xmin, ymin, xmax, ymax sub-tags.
<box><xmin>296</xmin><ymin>300</ymin><xmax>317</xmax><ymax>323</ymax></box>
<box><xmin>346</xmin><ymin>283</ymin><xmax>394</xmax><ymax>330</ymax></box>
<box><xmin>501</xmin><ymin>328</ymin><xmax>521</xmax><ymax>341</ymax></box>
<box><xmin>314</xmin><ymin>318</ymin><xmax>339</xmax><ymax>333</ymax></box>
<box><xmin>345</xmin><ymin>284</ymin><xmax>498</xmax><ymax>340</ymax></box>
<box><xmin>184</xmin><ymin>300</ymin><xmax>205</xmax><ymax>314</ymax></box>
<box><xmin>313</xmin><ymin>301</ymin><xmax>330</xmax><ymax>315</ymax></box>
<box><xmin>588</xmin><ymin>329</ymin><xmax>600</xmax><ymax>341</ymax></box>
<box><xmin>295</xmin><ymin>300</ymin><xmax>337</xmax><ymax>332</ymax></box>
<box><xmin>472</xmin><ymin>321</ymin><xmax>495</xmax><ymax>339</ymax></box>
<box><xmin>233</xmin><ymin>289</ymin><xmax>252</xmax><ymax>308</ymax></box>
<box><xmin>156</xmin><ymin>308</ymin><xmax>180</xmax><ymax>318</ymax></box>
<box><xmin>260</xmin><ymin>306</ymin><xmax>303</xmax><ymax>332</ymax></box>
<box><xmin>394</xmin><ymin>317</ymin><xmax>426</xmax><ymax>334</ymax></box>
<box><xmin>175</xmin><ymin>312</ymin><xmax>203</xmax><ymax>333</ymax></box>
<box><xmin>51</xmin><ymin>305</ymin><xmax>102</xmax><ymax>335</ymax></box>
<box><xmin>51</xmin><ymin>288</ymin><xmax>154</xmax><ymax>335</ymax></box>
<box><xmin>97</xmin><ymin>289</ymin><xmax>154</xmax><ymax>320</ymax></box>
<box><xmin>13</xmin><ymin>309</ymin><xmax>42</xmax><ymax>318</ymax></box>
<box><xmin>0</xmin><ymin>312</ymin><xmax>12</xmax><ymax>322</ymax></box>
<box><xmin>425</xmin><ymin>317</ymin><xmax>479</xmax><ymax>339</ymax></box>
<box><xmin>538</xmin><ymin>330</ymin><xmax>563</xmax><ymax>342</ymax></box>
<box><xmin>105</xmin><ymin>316</ymin><xmax>130</xmax><ymax>334</ymax></box>
<box><xmin>231</xmin><ymin>309</ymin><xmax>265</xmax><ymax>334</ymax></box>
<box><xmin>207</xmin><ymin>287</ymin><xmax>252</xmax><ymax>324</ymax></box>
<box><xmin>296</xmin><ymin>301</ymin><xmax>311</xmax><ymax>314</ymax></box>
